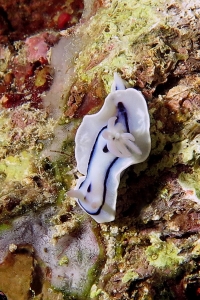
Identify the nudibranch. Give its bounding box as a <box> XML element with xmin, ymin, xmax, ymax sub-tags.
<box><xmin>68</xmin><ymin>73</ymin><xmax>151</xmax><ymax>223</ymax></box>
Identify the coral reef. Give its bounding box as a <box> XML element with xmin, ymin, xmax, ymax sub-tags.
<box><xmin>0</xmin><ymin>0</ymin><xmax>200</xmax><ymax>299</ymax></box>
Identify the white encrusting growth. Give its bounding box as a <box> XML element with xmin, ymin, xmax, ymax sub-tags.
<box><xmin>68</xmin><ymin>73</ymin><xmax>151</xmax><ymax>223</ymax></box>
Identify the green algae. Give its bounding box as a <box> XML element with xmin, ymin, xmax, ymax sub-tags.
<box><xmin>56</xmin><ymin>188</ymin><xmax>67</xmax><ymax>205</ymax></box>
<box><xmin>61</xmin><ymin>139</ymin><xmax>75</xmax><ymax>158</ymax></box>
<box><xmin>62</xmin><ymin>262</ymin><xmax>103</xmax><ymax>300</ymax></box>
<box><xmin>90</xmin><ymin>284</ymin><xmax>102</xmax><ymax>298</ymax></box>
<box><xmin>51</xmin><ymin>139</ymin><xmax>75</xmax><ymax>190</ymax></box>
<box><xmin>0</xmin><ymin>223</ymin><xmax>12</xmax><ymax>232</ymax></box>
<box><xmin>47</xmin><ymin>137</ymin><xmax>76</xmax><ymax>205</ymax></box>
<box><xmin>146</xmin><ymin>234</ymin><xmax>184</xmax><ymax>270</ymax></box>
<box><xmin>0</xmin><ymin>112</ymin><xmax>12</xmax><ymax>159</ymax></box>
<box><xmin>52</xmin><ymin>159</ymin><xmax>73</xmax><ymax>204</ymax></box>
<box><xmin>178</xmin><ymin>165</ymin><xmax>200</xmax><ymax>202</ymax></box>
<box><xmin>58</xmin><ymin>255</ymin><xmax>69</xmax><ymax>266</ymax></box>
<box><xmin>75</xmin><ymin>0</ymin><xmax>166</xmax><ymax>92</ymax></box>
<box><xmin>0</xmin><ymin>151</ymin><xmax>35</xmax><ymax>183</ymax></box>
<box><xmin>122</xmin><ymin>269</ymin><xmax>139</xmax><ymax>283</ymax></box>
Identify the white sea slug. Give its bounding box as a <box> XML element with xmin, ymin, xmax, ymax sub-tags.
<box><xmin>68</xmin><ymin>73</ymin><xmax>151</xmax><ymax>223</ymax></box>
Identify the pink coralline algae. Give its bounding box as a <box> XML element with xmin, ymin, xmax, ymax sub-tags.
<box><xmin>25</xmin><ymin>35</ymin><xmax>50</xmax><ymax>63</ymax></box>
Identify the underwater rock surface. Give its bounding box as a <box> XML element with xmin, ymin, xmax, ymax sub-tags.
<box><xmin>0</xmin><ymin>0</ymin><xmax>200</xmax><ymax>299</ymax></box>
<box><xmin>0</xmin><ymin>207</ymin><xmax>99</xmax><ymax>299</ymax></box>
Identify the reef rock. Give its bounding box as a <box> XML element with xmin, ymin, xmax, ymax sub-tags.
<box><xmin>0</xmin><ymin>0</ymin><xmax>200</xmax><ymax>299</ymax></box>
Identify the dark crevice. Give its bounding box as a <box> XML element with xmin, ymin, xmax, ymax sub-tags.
<box><xmin>153</xmin><ymin>74</ymin><xmax>180</xmax><ymax>98</ymax></box>
<box><xmin>30</xmin><ymin>262</ymin><xmax>43</xmax><ymax>296</ymax></box>
<box><xmin>0</xmin><ymin>6</ymin><xmax>14</xmax><ymax>32</ymax></box>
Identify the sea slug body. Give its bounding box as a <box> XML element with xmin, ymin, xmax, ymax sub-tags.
<box><xmin>68</xmin><ymin>73</ymin><xmax>151</xmax><ymax>223</ymax></box>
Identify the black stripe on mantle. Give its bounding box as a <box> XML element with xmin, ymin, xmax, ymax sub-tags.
<box><xmin>78</xmin><ymin>102</ymin><xmax>129</xmax><ymax>216</ymax></box>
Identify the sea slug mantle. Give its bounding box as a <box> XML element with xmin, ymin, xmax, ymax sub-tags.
<box><xmin>68</xmin><ymin>74</ymin><xmax>151</xmax><ymax>223</ymax></box>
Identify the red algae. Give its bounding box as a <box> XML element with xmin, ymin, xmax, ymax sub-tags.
<box><xmin>57</xmin><ymin>13</ymin><xmax>72</xmax><ymax>30</ymax></box>
<box><xmin>0</xmin><ymin>32</ymin><xmax>58</xmax><ymax>109</ymax></box>
<box><xmin>0</xmin><ymin>63</ymin><xmax>54</xmax><ymax>109</ymax></box>
<box><xmin>65</xmin><ymin>77</ymin><xmax>106</xmax><ymax>118</ymax></box>
<box><xmin>0</xmin><ymin>0</ymin><xmax>84</xmax><ymax>43</ymax></box>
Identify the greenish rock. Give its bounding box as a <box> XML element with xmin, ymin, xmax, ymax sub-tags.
<box><xmin>122</xmin><ymin>269</ymin><xmax>139</xmax><ymax>283</ymax></box>
<box><xmin>90</xmin><ymin>284</ymin><xmax>102</xmax><ymax>298</ymax></box>
<box><xmin>75</xmin><ymin>0</ymin><xmax>167</xmax><ymax>91</ymax></box>
<box><xmin>146</xmin><ymin>234</ymin><xmax>184</xmax><ymax>270</ymax></box>
<box><xmin>178</xmin><ymin>165</ymin><xmax>200</xmax><ymax>203</ymax></box>
<box><xmin>58</xmin><ymin>255</ymin><xmax>69</xmax><ymax>266</ymax></box>
<box><xmin>0</xmin><ymin>151</ymin><xmax>35</xmax><ymax>183</ymax></box>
